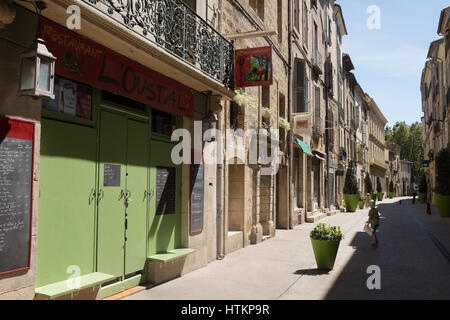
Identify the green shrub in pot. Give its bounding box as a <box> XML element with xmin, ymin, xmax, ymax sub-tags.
<box><xmin>376</xmin><ymin>177</ymin><xmax>384</xmax><ymax>201</ymax></box>
<box><xmin>343</xmin><ymin>162</ymin><xmax>359</xmax><ymax>212</ymax></box>
<box><xmin>310</xmin><ymin>223</ymin><xmax>344</xmax><ymax>270</ymax></box>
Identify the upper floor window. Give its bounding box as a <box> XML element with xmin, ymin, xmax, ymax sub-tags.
<box><xmin>277</xmin><ymin>0</ymin><xmax>283</xmax><ymax>43</ymax></box>
<box><xmin>294</xmin><ymin>59</ymin><xmax>309</xmax><ymax>113</ymax></box>
<box><xmin>302</xmin><ymin>1</ymin><xmax>308</xmax><ymax>48</ymax></box>
<box><xmin>327</xmin><ymin>16</ymin><xmax>332</xmax><ymax>46</ymax></box>
<box><xmin>249</xmin><ymin>0</ymin><xmax>264</xmax><ymax>21</ymax></box>
<box><xmin>294</xmin><ymin>0</ymin><xmax>300</xmax><ymax>31</ymax></box>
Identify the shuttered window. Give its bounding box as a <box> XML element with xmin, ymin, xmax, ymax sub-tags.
<box><xmin>294</xmin><ymin>0</ymin><xmax>300</xmax><ymax>31</ymax></box>
<box><xmin>303</xmin><ymin>1</ymin><xmax>308</xmax><ymax>47</ymax></box>
<box><xmin>294</xmin><ymin>59</ymin><xmax>309</xmax><ymax>113</ymax></box>
<box><xmin>315</xmin><ymin>85</ymin><xmax>321</xmax><ymax>119</ymax></box>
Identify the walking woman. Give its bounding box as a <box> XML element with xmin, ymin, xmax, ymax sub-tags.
<box><xmin>365</xmin><ymin>193</ymin><xmax>371</xmax><ymax>208</ymax></box>
<box><xmin>426</xmin><ymin>184</ymin><xmax>432</xmax><ymax>215</ymax></box>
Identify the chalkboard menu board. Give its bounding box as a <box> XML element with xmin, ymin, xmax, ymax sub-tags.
<box><xmin>190</xmin><ymin>163</ymin><xmax>204</xmax><ymax>235</ymax></box>
<box><xmin>155</xmin><ymin>167</ymin><xmax>176</xmax><ymax>215</ymax></box>
<box><xmin>0</xmin><ymin>118</ymin><xmax>34</xmax><ymax>275</ymax></box>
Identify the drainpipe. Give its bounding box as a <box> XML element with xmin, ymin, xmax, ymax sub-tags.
<box><xmin>217</xmin><ymin>160</ymin><xmax>225</xmax><ymax>260</ymax></box>
<box><xmin>216</xmin><ymin>0</ymin><xmax>226</xmax><ymax>260</ymax></box>
<box><xmin>216</xmin><ymin>101</ymin><xmax>225</xmax><ymax>260</ymax></box>
<box><xmin>325</xmin><ymin>20</ymin><xmax>330</xmax><ymax>211</ymax></box>
<box><xmin>287</xmin><ymin>0</ymin><xmax>293</xmax><ymax>228</ymax></box>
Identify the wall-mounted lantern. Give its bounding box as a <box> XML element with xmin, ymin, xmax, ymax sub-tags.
<box><xmin>202</xmin><ymin>111</ymin><xmax>218</xmax><ymax>142</ymax></box>
<box><xmin>18</xmin><ymin>38</ymin><xmax>56</xmax><ymax>99</ymax></box>
<box><xmin>0</xmin><ymin>0</ymin><xmax>16</xmax><ymax>28</ymax></box>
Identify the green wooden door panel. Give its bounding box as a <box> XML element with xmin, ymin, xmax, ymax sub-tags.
<box><xmin>125</xmin><ymin>118</ymin><xmax>149</xmax><ymax>274</ymax></box>
<box><xmin>97</xmin><ymin>110</ymin><xmax>127</xmax><ymax>277</ymax></box>
<box><xmin>148</xmin><ymin>140</ymin><xmax>181</xmax><ymax>255</ymax></box>
<box><xmin>37</xmin><ymin>119</ymin><xmax>96</xmax><ymax>287</ymax></box>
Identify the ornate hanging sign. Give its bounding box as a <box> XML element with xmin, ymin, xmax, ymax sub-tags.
<box><xmin>234</xmin><ymin>46</ymin><xmax>273</xmax><ymax>88</ymax></box>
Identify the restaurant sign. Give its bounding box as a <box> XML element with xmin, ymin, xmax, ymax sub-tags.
<box><xmin>39</xmin><ymin>18</ymin><xmax>193</xmax><ymax>118</ymax></box>
<box><xmin>293</xmin><ymin>113</ymin><xmax>312</xmax><ymax>137</ymax></box>
<box><xmin>234</xmin><ymin>46</ymin><xmax>273</xmax><ymax>88</ymax></box>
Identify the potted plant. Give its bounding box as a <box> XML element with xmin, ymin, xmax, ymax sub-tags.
<box><xmin>418</xmin><ymin>174</ymin><xmax>427</xmax><ymax>203</ymax></box>
<box><xmin>388</xmin><ymin>181</ymin><xmax>394</xmax><ymax>199</ymax></box>
<box><xmin>376</xmin><ymin>177</ymin><xmax>384</xmax><ymax>201</ymax></box>
<box><xmin>310</xmin><ymin>223</ymin><xmax>344</xmax><ymax>270</ymax></box>
<box><xmin>435</xmin><ymin>148</ymin><xmax>450</xmax><ymax>218</ymax></box>
<box><xmin>279</xmin><ymin>117</ymin><xmax>291</xmax><ymax>131</ymax></box>
<box><xmin>343</xmin><ymin>162</ymin><xmax>359</xmax><ymax>212</ymax></box>
<box><xmin>233</xmin><ymin>89</ymin><xmax>257</xmax><ymax>110</ymax></box>
<box><xmin>358</xmin><ymin>195</ymin><xmax>365</xmax><ymax>209</ymax></box>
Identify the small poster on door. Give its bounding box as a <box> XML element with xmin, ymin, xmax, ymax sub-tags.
<box><xmin>104</xmin><ymin>164</ymin><xmax>121</xmax><ymax>187</ymax></box>
<box><xmin>60</xmin><ymin>79</ymin><xmax>77</xmax><ymax>116</ymax></box>
<box><xmin>76</xmin><ymin>84</ymin><xmax>92</xmax><ymax>120</ymax></box>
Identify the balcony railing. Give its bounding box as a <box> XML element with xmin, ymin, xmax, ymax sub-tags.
<box><xmin>338</xmin><ymin>105</ymin><xmax>344</xmax><ymax>121</ymax></box>
<box><xmin>83</xmin><ymin>0</ymin><xmax>234</xmax><ymax>88</ymax></box>
<box><xmin>313</xmin><ymin>117</ymin><xmax>322</xmax><ymax>137</ymax></box>
<box><xmin>312</xmin><ymin>50</ymin><xmax>323</xmax><ymax>74</ymax></box>
<box><xmin>339</xmin><ymin>147</ymin><xmax>347</xmax><ymax>161</ymax></box>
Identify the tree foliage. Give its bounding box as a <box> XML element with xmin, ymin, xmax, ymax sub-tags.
<box><xmin>419</xmin><ymin>173</ymin><xmax>427</xmax><ymax>193</ymax></box>
<box><xmin>343</xmin><ymin>161</ymin><xmax>358</xmax><ymax>194</ymax></box>
<box><xmin>365</xmin><ymin>173</ymin><xmax>373</xmax><ymax>194</ymax></box>
<box><xmin>376</xmin><ymin>177</ymin><xmax>382</xmax><ymax>193</ymax></box>
<box><xmin>385</xmin><ymin>121</ymin><xmax>424</xmax><ymax>184</ymax></box>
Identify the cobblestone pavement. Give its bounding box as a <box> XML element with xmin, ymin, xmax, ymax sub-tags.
<box><xmin>125</xmin><ymin>197</ymin><xmax>450</xmax><ymax>300</ymax></box>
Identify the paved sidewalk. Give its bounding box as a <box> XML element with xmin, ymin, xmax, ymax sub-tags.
<box><xmin>125</xmin><ymin>198</ymin><xmax>450</xmax><ymax>300</ymax></box>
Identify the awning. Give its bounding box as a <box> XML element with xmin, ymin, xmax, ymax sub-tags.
<box><xmin>296</xmin><ymin>138</ymin><xmax>313</xmax><ymax>156</ymax></box>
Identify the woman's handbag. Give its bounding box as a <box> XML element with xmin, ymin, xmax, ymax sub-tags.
<box><xmin>364</xmin><ymin>223</ymin><xmax>373</xmax><ymax>236</ymax></box>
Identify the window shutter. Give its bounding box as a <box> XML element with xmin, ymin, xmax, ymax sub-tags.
<box><xmin>315</xmin><ymin>85</ymin><xmax>320</xmax><ymax>118</ymax></box>
<box><xmin>294</xmin><ymin>59</ymin><xmax>307</xmax><ymax>113</ymax></box>
<box><xmin>304</xmin><ymin>62</ymin><xmax>308</xmax><ymax>112</ymax></box>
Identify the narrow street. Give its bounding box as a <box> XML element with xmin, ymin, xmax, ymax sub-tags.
<box><xmin>125</xmin><ymin>198</ymin><xmax>450</xmax><ymax>300</ymax></box>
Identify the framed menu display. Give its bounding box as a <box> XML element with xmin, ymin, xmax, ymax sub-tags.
<box><xmin>0</xmin><ymin>117</ymin><xmax>34</xmax><ymax>276</ymax></box>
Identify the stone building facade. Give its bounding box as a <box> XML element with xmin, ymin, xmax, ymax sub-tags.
<box><xmin>0</xmin><ymin>0</ymin><xmax>389</xmax><ymax>300</ymax></box>
<box><xmin>385</xmin><ymin>142</ymin><xmax>402</xmax><ymax>197</ymax></box>
<box><xmin>366</xmin><ymin>95</ymin><xmax>388</xmax><ymax>196</ymax></box>
<box><xmin>421</xmin><ymin>6</ymin><xmax>450</xmax><ymax>205</ymax></box>
<box><xmin>218</xmin><ymin>0</ymin><xmax>290</xmax><ymax>252</ymax></box>
<box><xmin>0</xmin><ymin>0</ymin><xmax>234</xmax><ymax>299</ymax></box>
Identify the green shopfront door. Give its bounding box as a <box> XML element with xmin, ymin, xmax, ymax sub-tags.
<box><xmin>97</xmin><ymin>109</ymin><xmax>149</xmax><ymax>278</ymax></box>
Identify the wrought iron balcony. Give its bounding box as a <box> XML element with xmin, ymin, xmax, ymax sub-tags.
<box><xmin>339</xmin><ymin>147</ymin><xmax>347</xmax><ymax>161</ymax></box>
<box><xmin>312</xmin><ymin>50</ymin><xmax>323</xmax><ymax>75</ymax></box>
<box><xmin>313</xmin><ymin>116</ymin><xmax>322</xmax><ymax>137</ymax></box>
<box><xmin>83</xmin><ymin>0</ymin><xmax>234</xmax><ymax>88</ymax></box>
<box><xmin>338</xmin><ymin>105</ymin><xmax>344</xmax><ymax>121</ymax></box>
